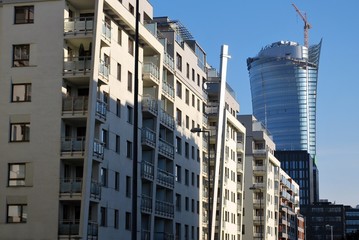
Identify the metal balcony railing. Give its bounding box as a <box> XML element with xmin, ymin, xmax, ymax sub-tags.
<box><xmin>61</xmin><ymin>137</ymin><xmax>85</xmax><ymax>154</ymax></box>
<box><xmin>157</xmin><ymin>168</ymin><xmax>174</xmax><ymax>189</ymax></box>
<box><xmin>154</xmin><ymin>232</ymin><xmax>174</xmax><ymax>240</ymax></box>
<box><xmin>93</xmin><ymin>139</ymin><xmax>104</xmax><ymax>159</ymax></box>
<box><xmin>141</xmin><ymin>195</ymin><xmax>153</xmax><ymax>214</ymax></box>
<box><xmin>90</xmin><ymin>181</ymin><xmax>101</xmax><ymax>200</ymax></box>
<box><xmin>96</xmin><ymin>99</ymin><xmax>107</xmax><ymax>119</ymax></box>
<box><xmin>160</xmin><ymin>109</ymin><xmax>175</xmax><ymax>130</ymax></box>
<box><xmin>64</xmin><ymin>17</ymin><xmax>94</xmax><ymax>34</ymax></box>
<box><xmin>60</xmin><ymin>178</ymin><xmax>82</xmax><ymax>194</ymax></box>
<box><xmin>202</xmin><ymin>113</ymin><xmax>208</xmax><ymax>128</ymax></box>
<box><xmin>62</xmin><ymin>96</ymin><xmax>88</xmax><ymax>113</ymax></box>
<box><xmin>141</xmin><ymin>128</ymin><xmax>156</xmax><ymax>148</ymax></box>
<box><xmin>143</xmin><ymin>62</ymin><xmax>160</xmax><ymax>84</ymax></box>
<box><xmin>63</xmin><ymin>56</ymin><xmax>91</xmax><ymax>74</ymax></box>
<box><xmin>87</xmin><ymin>221</ymin><xmax>98</xmax><ymax>237</ymax></box>
<box><xmin>142</xmin><ymin>97</ymin><xmax>158</xmax><ymax>115</ymax></box>
<box><xmin>58</xmin><ymin>219</ymin><xmax>80</xmax><ymax>235</ymax></box>
<box><xmin>141</xmin><ymin>161</ymin><xmax>154</xmax><ymax>180</ymax></box>
<box><xmin>158</xmin><ymin>139</ymin><xmax>174</xmax><ymax>159</ymax></box>
<box><xmin>163</xmin><ymin>52</ymin><xmax>174</xmax><ymax>71</ymax></box>
<box><xmin>155</xmin><ymin>200</ymin><xmax>174</xmax><ymax>218</ymax></box>
<box><xmin>162</xmin><ymin>81</ymin><xmax>175</xmax><ymax>100</ymax></box>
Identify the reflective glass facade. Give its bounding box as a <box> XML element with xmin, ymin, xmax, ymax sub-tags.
<box><xmin>247</xmin><ymin>40</ymin><xmax>322</xmax><ymax>156</ymax></box>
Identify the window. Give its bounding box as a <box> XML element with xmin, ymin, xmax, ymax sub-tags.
<box><xmin>117</xmin><ymin>63</ymin><xmax>121</xmax><ymax>81</ymax></box>
<box><xmin>185</xmin><ymin>89</ymin><xmax>189</xmax><ymax>105</ymax></box>
<box><xmin>127</xmin><ymin>105</ymin><xmax>133</xmax><ymax>124</ymax></box>
<box><xmin>12</xmin><ymin>84</ymin><xmax>31</xmax><ymax>102</ymax></box>
<box><xmin>114</xmin><ymin>209</ymin><xmax>119</xmax><ymax>229</ymax></box>
<box><xmin>192</xmin><ymin>69</ymin><xmax>195</xmax><ymax>81</ymax></box>
<box><xmin>175</xmin><ymin>165</ymin><xmax>181</xmax><ymax>182</ymax></box>
<box><xmin>176</xmin><ymin>136</ymin><xmax>182</xmax><ymax>155</ymax></box>
<box><xmin>191</xmin><ymin>172</ymin><xmax>195</xmax><ymax>186</ymax></box>
<box><xmin>8</xmin><ymin>163</ymin><xmax>26</xmax><ymax>186</ymax></box>
<box><xmin>176</xmin><ymin>53</ymin><xmax>182</xmax><ymax>71</ymax></box>
<box><xmin>128</xmin><ymin>38</ymin><xmax>134</xmax><ymax>55</ymax></box>
<box><xmin>116</xmin><ymin>99</ymin><xmax>121</xmax><ymax>117</ymax></box>
<box><xmin>10</xmin><ymin>123</ymin><xmax>30</xmax><ymax>142</ymax></box>
<box><xmin>101</xmin><ymin>168</ymin><xmax>107</xmax><ymax>187</ymax></box>
<box><xmin>100</xmin><ymin>207</ymin><xmax>107</xmax><ymax>226</ymax></box>
<box><xmin>126</xmin><ymin>176</ymin><xmax>131</xmax><ymax>197</ymax></box>
<box><xmin>13</xmin><ymin>44</ymin><xmax>30</xmax><ymax>67</ymax></box>
<box><xmin>125</xmin><ymin>212</ymin><xmax>131</xmax><ymax>230</ymax></box>
<box><xmin>116</xmin><ymin>135</ymin><xmax>120</xmax><ymax>154</ymax></box>
<box><xmin>126</xmin><ymin>141</ymin><xmax>132</xmax><ymax>159</ymax></box>
<box><xmin>176</xmin><ymin>108</ymin><xmax>182</xmax><ymax>126</ymax></box>
<box><xmin>101</xmin><ymin>129</ymin><xmax>108</xmax><ymax>148</ymax></box>
<box><xmin>103</xmin><ymin>92</ymin><xmax>109</xmax><ymax>110</ymax></box>
<box><xmin>191</xmin><ymin>199</ymin><xmax>195</xmax><ymax>212</ymax></box>
<box><xmin>185</xmin><ymin>169</ymin><xmax>189</xmax><ymax>186</ymax></box>
<box><xmin>197</xmin><ymin>99</ymin><xmax>200</xmax><ymax>111</ymax></box>
<box><xmin>14</xmin><ymin>6</ymin><xmax>34</xmax><ymax>24</ymax></box>
<box><xmin>192</xmin><ymin>94</ymin><xmax>195</xmax><ymax>107</ymax></box>
<box><xmin>117</xmin><ymin>27</ymin><xmax>122</xmax><ymax>45</ymax></box>
<box><xmin>185</xmin><ymin>197</ymin><xmax>189</xmax><ymax>211</ymax></box>
<box><xmin>175</xmin><ymin>193</ymin><xmax>181</xmax><ymax>211</ymax></box>
<box><xmin>127</xmin><ymin>71</ymin><xmax>132</xmax><ymax>92</ymax></box>
<box><xmin>185</xmin><ymin>115</ymin><xmax>189</xmax><ymax>129</ymax></box>
<box><xmin>185</xmin><ymin>142</ymin><xmax>189</xmax><ymax>158</ymax></box>
<box><xmin>115</xmin><ymin>172</ymin><xmax>120</xmax><ymax>191</ymax></box>
<box><xmin>129</xmin><ymin>3</ymin><xmax>134</xmax><ymax>15</ymax></box>
<box><xmin>176</xmin><ymin>81</ymin><xmax>182</xmax><ymax>98</ymax></box>
<box><xmin>186</xmin><ymin>63</ymin><xmax>189</xmax><ymax>78</ymax></box>
<box><xmin>7</xmin><ymin>204</ymin><xmax>27</xmax><ymax>223</ymax></box>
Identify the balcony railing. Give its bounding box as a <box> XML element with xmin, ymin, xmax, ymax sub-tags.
<box><xmin>58</xmin><ymin>219</ymin><xmax>79</xmax><ymax>235</ymax></box>
<box><xmin>102</xmin><ymin>21</ymin><xmax>111</xmax><ymax>41</ymax></box>
<box><xmin>90</xmin><ymin>181</ymin><xmax>101</xmax><ymax>200</ymax></box>
<box><xmin>62</xmin><ymin>96</ymin><xmax>88</xmax><ymax>114</ymax></box>
<box><xmin>162</xmin><ymin>81</ymin><xmax>174</xmax><ymax>100</ymax></box>
<box><xmin>160</xmin><ymin>109</ymin><xmax>175</xmax><ymax>130</ymax></box>
<box><xmin>61</xmin><ymin>137</ymin><xmax>85</xmax><ymax>154</ymax></box>
<box><xmin>60</xmin><ymin>178</ymin><xmax>82</xmax><ymax>194</ymax></box>
<box><xmin>237</xmin><ymin>142</ymin><xmax>244</xmax><ymax>152</ymax></box>
<box><xmin>141</xmin><ymin>161</ymin><xmax>154</xmax><ymax>180</ymax></box>
<box><xmin>158</xmin><ymin>139</ymin><xmax>174</xmax><ymax>160</ymax></box>
<box><xmin>157</xmin><ymin>168</ymin><xmax>174</xmax><ymax>189</ymax></box>
<box><xmin>163</xmin><ymin>52</ymin><xmax>174</xmax><ymax>71</ymax></box>
<box><xmin>87</xmin><ymin>221</ymin><xmax>98</xmax><ymax>237</ymax></box>
<box><xmin>253</xmin><ymin>165</ymin><xmax>266</xmax><ymax>172</ymax></box>
<box><xmin>154</xmin><ymin>232</ymin><xmax>174</xmax><ymax>240</ymax></box>
<box><xmin>237</xmin><ymin>162</ymin><xmax>243</xmax><ymax>172</ymax></box>
<box><xmin>99</xmin><ymin>60</ymin><xmax>109</xmax><ymax>79</ymax></box>
<box><xmin>96</xmin><ymin>99</ymin><xmax>107</xmax><ymax>119</ymax></box>
<box><xmin>143</xmin><ymin>62</ymin><xmax>160</xmax><ymax>84</ymax></box>
<box><xmin>64</xmin><ymin>17</ymin><xmax>94</xmax><ymax>34</ymax></box>
<box><xmin>142</xmin><ymin>229</ymin><xmax>151</xmax><ymax>240</ymax></box>
<box><xmin>155</xmin><ymin>200</ymin><xmax>174</xmax><ymax>218</ymax></box>
<box><xmin>202</xmin><ymin>113</ymin><xmax>208</xmax><ymax>128</ymax></box>
<box><xmin>141</xmin><ymin>128</ymin><xmax>156</xmax><ymax>148</ymax></box>
<box><xmin>93</xmin><ymin>139</ymin><xmax>104</xmax><ymax>159</ymax></box>
<box><xmin>141</xmin><ymin>195</ymin><xmax>153</xmax><ymax>214</ymax></box>
<box><xmin>142</xmin><ymin>97</ymin><xmax>158</xmax><ymax>116</ymax></box>
<box><xmin>253</xmin><ymin>148</ymin><xmax>267</xmax><ymax>155</ymax></box>
<box><xmin>63</xmin><ymin>56</ymin><xmax>91</xmax><ymax>75</ymax></box>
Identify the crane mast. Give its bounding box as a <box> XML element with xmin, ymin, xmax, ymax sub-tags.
<box><xmin>292</xmin><ymin>3</ymin><xmax>312</xmax><ymax>48</ymax></box>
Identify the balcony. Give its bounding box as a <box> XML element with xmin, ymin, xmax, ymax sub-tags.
<box><xmin>202</xmin><ymin>114</ymin><xmax>208</xmax><ymax>128</ymax></box>
<box><xmin>237</xmin><ymin>142</ymin><xmax>244</xmax><ymax>152</ymax></box>
<box><xmin>141</xmin><ymin>195</ymin><xmax>153</xmax><ymax>214</ymax></box>
<box><xmin>163</xmin><ymin>52</ymin><xmax>174</xmax><ymax>72</ymax></box>
<box><xmin>93</xmin><ymin>139</ymin><xmax>104</xmax><ymax>160</ymax></box>
<box><xmin>155</xmin><ymin>200</ymin><xmax>174</xmax><ymax>218</ymax></box>
<box><xmin>87</xmin><ymin>221</ymin><xmax>98</xmax><ymax>237</ymax></box>
<box><xmin>64</xmin><ymin>17</ymin><xmax>94</xmax><ymax>36</ymax></box>
<box><xmin>157</xmin><ymin>168</ymin><xmax>174</xmax><ymax>189</ymax></box>
<box><xmin>206</xmin><ymin>103</ymin><xmax>219</xmax><ymax>115</ymax></box>
<box><xmin>61</xmin><ymin>137</ymin><xmax>85</xmax><ymax>156</ymax></box>
<box><xmin>90</xmin><ymin>181</ymin><xmax>101</xmax><ymax>200</ymax></box>
<box><xmin>158</xmin><ymin>139</ymin><xmax>174</xmax><ymax>160</ymax></box>
<box><xmin>60</xmin><ymin>178</ymin><xmax>82</xmax><ymax>197</ymax></box>
<box><xmin>142</xmin><ymin>229</ymin><xmax>151</xmax><ymax>240</ymax></box>
<box><xmin>101</xmin><ymin>21</ymin><xmax>111</xmax><ymax>43</ymax></box>
<box><xmin>141</xmin><ymin>128</ymin><xmax>156</xmax><ymax>149</ymax></box>
<box><xmin>142</xmin><ymin>97</ymin><xmax>158</xmax><ymax>117</ymax></box>
<box><xmin>143</xmin><ymin>62</ymin><xmax>160</xmax><ymax>86</ymax></box>
<box><xmin>141</xmin><ymin>161</ymin><xmax>154</xmax><ymax>180</ymax></box>
<box><xmin>154</xmin><ymin>232</ymin><xmax>174</xmax><ymax>240</ymax></box>
<box><xmin>162</xmin><ymin>81</ymin><xmax>174</xmax><ymax>101</ymax></box>
<box><xmin>160</xmin><ymin>109</ymin><xmax>175</xmax><ymax>130</ymax></box>
<box><xmin>58</xmin><ymin>219</ymin><xmax>79</xmax><ymax>235</ymax></box>
<box><xmin>99</xmin><ymin>60</ymin><xmax>109</xmax><ymax>81</ymax></box>
<box><xmin>62</xmin><ymin>96</ymin><xmax>88</xmax><ymax>117</ymax></box>
<box><xmin>237</xmin><ymin>162</ymin><xmax>243</xmax><ymax>173</ymax></box>
<box><xmin>253</xmin><ymin>165</ymin><xmax>266</xmax><ymax>174</ymax></box>
<box><xmin>63</xmin><ymin>56</ymin><xmax>91</xmax><ymax>76</ymax></box>
<box><xmin>95</xmin><ymin>99</ymin><xmax>107</xmax><ymax>121</ymax></box>
<box><xmin>253</xmin><ymin>148</ymin><xmax>267</xmax><ymax>156</ymax></box>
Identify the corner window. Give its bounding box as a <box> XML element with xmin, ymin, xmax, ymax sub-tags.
<box><xmin>7</xmin><ymin>204</ymin><xmax>27</xmax><ymax>223</ymax></box>
<box><xmin>13</xmin><ymin>44</ymin><xmax>30</xmax><ymax>67</ymax></box>
<box><xmin>10</xmin><ymin>123</ymin><xmax>30</xmax><ymax>142</ymax></box>
<box><xmin>8</xmin><ymin>163</ymin><xmax>26</xmax><ymax>186</ymax></box>
<box><xmin>12</xmin><ymin>84</ymin><xmax>31</xmax><ymax>102</ymax></box>
<box><xmin>14</xmin><ymin>6</ymin><xmax>34</xmax><ymax>24</ymax></box>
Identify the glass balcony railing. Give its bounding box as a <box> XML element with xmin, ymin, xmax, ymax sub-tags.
<box><xmin>62</xmin><ymin>96</ymin><xmax>88</xmax><ymax>113</ymax></box>
<box><xmin>141</xmin><ymin>161</ymin><xmax>154</xmax><ymax>180</ymax></box>
<box><xmin>64</xmin><ymin>17</ymin><xmax>94</xmax><ymax>34</ymax></box>
<box><xmin>61</xmin><ymin>137</ymin><xmax>85</xmax><ymax>153</ymax></box>
<box><xmin>87</xmin><ymin>221</ymin><xmax>98</xmax><ymax>237</ymax></box>
<box><xmin>90</xmin><ymin>181</ymin><xmax>101</xmax><ymax>200</ymax></box>
<box><xmin>60</xmin><ymin>178</ymin><xmax>82</xmax><ymax>194</ymax></box>
<box><xmin>102</xmin><ymin>21</ymin><xmax>111</xmax><ymax>41</ymax></box>
<box><xmin>93</xmin><ymin>139</ymin><xmax>104</xmax><ymax>159</ymax></box>
<box><xmin>58</xmin><ymin>219</ymin><xmax>80</xmax><ymax>235</ymax></box>
<box><xmin>99</xmin><ymin>60</ymin><xmax>109</xmax><ymax>79</ymax></box>
<box><xmin>142</xmin><ymin>97</ymin><xmax>158</xmax><ymax>115</ymax></box>
<box><xmin>202</xmin><ymin>113</ymin><xmax>208</xmax><ymax>128</ymax></box>
<box><xmin>141</xmin><ymin>128</ymin><xmax>156</xmax><ymax>148</ymax></box>
<box><xmin>162</xmin><ymin>81</ymin><xmax>174</xmax><ymax>100</ymax></box>
<box><xmin>159</xmin><ymin>109</ymin><xmax>175</xmax><ymax>130</ymax></box>
<box><xmin>158</xmin><ymin>139</ymin><xmax>174</xmax><ymax>159</ymax></box>
<box><xmin>163</xmin><ymin>52</ymin><xmax>174</xmax><ymax>71</ymax></box>
<box><xmin>155</xmin><ymin>200</ymin><xmax>174</xmax><ymax>218</ymax></box>
<box><xmin>143</xmin><ymin>62</ymin><xmax>160</xmax><ymax>84</ymax></box>
<box><xmin>157</xmin><ymin>168</ymin><xmax>174</xmax><ymax>189</ymax></box>
<box><xmin>96</xmin><ymin>99</ymin><xmax>107</xmax><ymax>119</ymax></box>
<box><xmin>63</xmin><ymin>56</ymin><xmax>91</xmax><ymax>74</ymax></box>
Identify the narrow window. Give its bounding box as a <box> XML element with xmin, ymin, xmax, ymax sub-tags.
<box><xmin>100</xmin><ymin>207</ymin><xmax>107</xmax><ymax>226</ymax></box>
<box><xmin>127</xmin><ymin>71</ymin><xmax>132</xmax><ymax>92</ymax></box>
<box><xmin>117</xmin><ymin>63</ymin><xmax>121</xmax><ymax>81</ymax></box>
<box><xmin>116</xmin><ymin>99</ymin><xmax>121</xmax><ymax>117</ymax></box>
<box><xmin>176</xmin><ymin>53</ymin><xmax>182</xmax><ymax>71</ymax></box>
<box><xmin>126</xmin><ymin>176</ymin><xmax>131</xmax><ymax>197</ymax></box>
<box><xmin>128</xmin><ymin>38</ymin><xmax>134</xmax><ymax>55</ymax></box>
<box><xmin>115</xmin><ymin>172</ymin><xmax>120</xmax><ymax>191</ymax></box>
<box><xmin>114</xmin><ymin>209</ymin><xmax>119</xmax><ymax>229</ymax></box>
<box><xmin>127</xmin><ymin>105</ymin><xmax>133</xmax><ymax>124</ymax></box>
<box><xmin>125</xmin><ymin>212</ymin><xmax>131</xmax><ymax>230</ymax></box>
<box><xmin>116</xmin><ymin>135</ymin><xmax>120</xmax><ymax>154</ymax></box>
<box><xmin>126</xmin><ymin>141</ymin><xmax>132</xmax><ymax>159</ymax></box>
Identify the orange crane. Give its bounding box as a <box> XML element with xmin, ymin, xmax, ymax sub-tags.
<box><xmin>292</xmin><ymin>3</ymin><xmax>312</xmax><ymax>48</ymax></box>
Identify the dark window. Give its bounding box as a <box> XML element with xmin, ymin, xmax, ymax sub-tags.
<box><xmin>126</xmin><ymin>141</ymin><xmax>132</xmax><ymax>159</ymax></box>
<box><xmin>176</xmin><ymin>53</ymin><xmax>182</xmax><ymax>71</ymax></box>
<box><xmin>127</xmin><ymin>71</ymin><xmax>132</xmax><ymax>92</ymax></box>
<box><xmin>176</xmin><ymin>136</ymin><xmax>182</xmax><ymax>155</ymax></box>
<box><xmin>12</xmin><ymin>84</ymin><xmax>31</xmax><ymax>102</ymax></box>
<box><xmin>7</xmin><ymin>204</ymin><xmax>27</xmax><ymax>223</ymax></box>
<box><xmin>176</xmin><ymin>81</ymin><xmax>182</xmax><ymax>98</ymax></box>
<box><xmin>125</xmin><ymin>212</ymin><xmax>131</xmax><ymax>230</ymax></box>
<box><xmin>175</xmin><ymin>193</ymin><xmax>181</xmax><ymax>211</ymax></box>
<box><xmin>13</xmin><ymin>44</ymin><xmax>30</xmax><ymax>67</ymax></box>
<box><xmin>185</xmin><ymin>142</ymin><xmax>189</xmax><ymax>158</ymax></box>
<box><xmin>117</xmin><ymin>63</ymin><xmax>121</xmax><ymax>81</ymax></box>
<box><xmin>126</xmin><ymin>176</ymin><xmax>131</xmax><ymax>197</ymax></box>
<box><xmin>116</xmin><ymin>99</ymin><xmax>121</xmax><ymax>117</ymax></box>
<box><xmin>14</xmin><ymin>6</ymin><xmax>34</xmax><ymax>24</ymax></box>
<box><xmin>10</xmin><ymin>123</ymin><xmax>30</xmax><ymax>142</ymax></box>
<box><xmin>116</xmin><ymin>135</ymin><xmax>120</xmax><ymax>154</ymax></box>
<box><xmin>101</xmin><ymin>129</ymin><xmax>108</xmax><ymax>148</ymax></box>
<box><xmin>185</xmin><ymin>169</ymin><xmax>189</xmax><ymax>186</ymax></box>
<box><xmin>117</xmin><ymin>27</ymin><xmax>122</xmax><ymax>45</ymax></box>
<box><xmin>129</xmin><ymin>3</ymin><xmax>134</xmax><ymax>15</ymax></box>
<box><xmin>115</xmin><ymin>172</ymin><xmax>120</xmax><ymax>191</ymax></box>
<box><xmin>101</xmin><ymin>168</ymin><xmax>107</xmax><ymax>187</ymax></box>
<box><xmin>128</xmin><ymin>38</ymin><xmax>134</xmax><ymax>55</ymax></box>
<box><xmin>127</xmin><ymin>105</ymin><xmax>133</xmax><ymax>124</ymax></box>
<box><xmin>114</xmin><ymin>209</ymin><xmax>119</xmax><ymax>229</ymax></box>
<box><xmin>8</xmin><ymin>163</ymin><xmax>26</xmax><ymax>186</ymax></box>
<box><xmin>176</xmin><ymin>108</ymin><xmax>182</xmax><ymax>126</ymax></box>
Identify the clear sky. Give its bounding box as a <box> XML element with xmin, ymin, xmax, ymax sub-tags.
<box><xmin>150</xmin><ymin>0</ymin><xmax>359</xmax><ymax>207</ymax></box>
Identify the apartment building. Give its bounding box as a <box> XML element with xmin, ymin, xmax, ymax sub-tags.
<box><xmin>205</xmin><ymin>56</ymin><xmax>246</xmax><ymax>240</ymax></box>
<box><xmin>238</xmin><ymin>115</ymin><xmax>280</xmax><ymax>240</ymax></box>
<box><xmin>0</xmin><ymin>0</ymin><xmax>211</xmax><ymax>239</ymax></box>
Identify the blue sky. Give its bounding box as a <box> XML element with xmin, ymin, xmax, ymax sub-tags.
<box><xmin>150</xmin><ymin>0</ymin><xmax>359</xmax><ymax>207</ymax></box>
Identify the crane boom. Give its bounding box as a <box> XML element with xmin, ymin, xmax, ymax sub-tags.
<box><xmin>292</xmin><ymin>3</ymin><xmax>312</xmax><ymax>48</ymax></box>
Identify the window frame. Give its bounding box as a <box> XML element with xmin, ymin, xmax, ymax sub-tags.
<box><xmin>13</xmin><ymin>44</ymin><xmax>30</xmax><ymax>67</ymax></box>
<box><xmin>14</xmin><ymin>6</ymin><xmax>34</xmax><ymax>24</ymax></box>
<box><xmin>11</xmin><ymin>83</ymin><xmax>31</xmax><ymax>102</ymax></box>
<box><xmin>7</xmin><ymin>204</ymin><xmax>27</xmax><ymax>223</ymax></box>
<box><xmin>10</xmin><ymin>122</ymin><xmax>30</xmax><ymax>142</ymax></box>
<box><xmin>8</xmin><ymin>163</ymin><xmax>26</xmax><ymax>187</ymax></box>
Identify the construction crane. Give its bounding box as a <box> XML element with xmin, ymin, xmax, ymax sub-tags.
<box><xmin>292</xmin><ymin>3</ymin><xmax>312</xmax><ymax>48</ymax></box>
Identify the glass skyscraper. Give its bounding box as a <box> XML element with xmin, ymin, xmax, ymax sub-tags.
<box><xmin>247</xmin><ymin>40</ymin><xmax>322</xmax><ymax>156</ymax></box>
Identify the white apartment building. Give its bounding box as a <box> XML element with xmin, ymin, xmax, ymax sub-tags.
<box><xmin>238</xmin><ymin>115</ymin><xmax>281</xmax><ymax>240</ymax></box>
<box><xmin>0</xmin><ymin>0</ymin><xmax>212</xmax><ymax>239</ymax></box>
